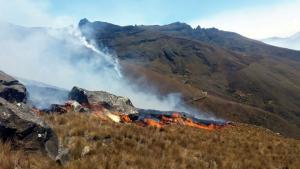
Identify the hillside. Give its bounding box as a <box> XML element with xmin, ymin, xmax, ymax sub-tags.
<box><xmin>79</xmin><ymin>19</ymin><xmax>300</xmax><ymax>139</ymax></box>
<box><xmin>1</xmin><ymin>112</ymin><xmax>300</xmax><ymax>169</ymax></box>
<box><xmin>1</xmin><ymin>63</ymin><xmax>300</xmax><ymax>169</ymax></box>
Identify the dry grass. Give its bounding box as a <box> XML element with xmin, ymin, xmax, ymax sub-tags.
<box><xmin>0</xmin><ymin>142</ymin><xmax>59</xmax><ymax>169</ymax></box>
<box><xmin>1</xmin><ymin>112</ymin><xmax>300</xmax><ymax>169</ymax></box>
<box><xmin>122</xmin><ymin>62</ymin><xmax>300</xmax><ymax>139</ymax></box>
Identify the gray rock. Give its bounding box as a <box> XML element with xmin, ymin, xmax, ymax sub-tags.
<box><xmin>69</xmin><ymin>86</ymin><xmax>138</xmax><ymax>114</ymax></box>
<box><xmin>0</xmin><ymin>71</ymin><xmax>27</xmax><ymax>103</ymax></box>
<box><xmin>0</xmin><ymin>97</ymin><xmax>61</xmax><ymax>161</ymax></box>
<box><xmin>55</xmin><ymin>146</ymin><xmax>69</xmax><ymax>165</ymax></box>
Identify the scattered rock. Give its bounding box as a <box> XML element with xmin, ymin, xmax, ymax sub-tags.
<box><xmin>66</xmin><ymin>100</ymin><xmax>88</xmax><ymax>112</ymax></box>
<box><xmin>68</xmin><ymin>86</ymin><xmax>138</xmax><ymax>114</ymax></box>
<box><xmin>0</xmin><ymin>98</ymin><xmax>61</xmax><ymax>160</ymax></box>
<box><xmin>0</xmin><ymin>71</ymin><xmax>27</xmax><ymax>103</ymax></box>
<box><xmin>47</xmin><ymin>104</ymin><xmax>68</xmax><ymax>114</ymax></box>
<box><xmin>56</xmin><ymin>147</ymin><xmax>69</xmax><ymax>165</ymax></box>
<box><xmin>81</xmin><ymin>145</ymin><xmax>91</xmax><ymax>157</ymax></box>
<box><xmin>44</xmin><ymin>101</ymin><xmax>89</xmax><ymax>114</ymax></box>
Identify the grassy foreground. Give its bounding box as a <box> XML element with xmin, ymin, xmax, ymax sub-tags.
<box><xmin>1</xmin><ymin>112</ymin><xmax>300</xmax><ymax>169</ymax></box>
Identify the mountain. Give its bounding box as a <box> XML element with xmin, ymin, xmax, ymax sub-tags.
<box><xmin>1</xmin><ymin>21</ymin><xmax>300</xmax><ymax>168</ymax></box>
<box><xmin>79</xmin><ymin>18</ymin><xmax>300</xmax><ymax>139</ymax></box>
<box><xmin>1</xmin><ymin>71</ymin><xmax>300</xmax><ymax>168</ymax></box>
<box><xmin>263</xmin><ymin>32</ymin><xmax>300</xmax><ymax>50</ymax></box>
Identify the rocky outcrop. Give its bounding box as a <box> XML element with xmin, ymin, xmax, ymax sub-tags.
<box><xmin>0</xmin><ymin>71</ymin><xmax>67</xmax><ymax>164</ymax></box>
<box><xmin>0</xmin><ymin>98</ymin><xmax>62</xmax><ymax>159</ymax></box>
<box><xmin>0</xmin><ymin>71</ymin><xmax>27</xmax><ymax>103</ymax></box>
<box><xmin>68</xmin><ymin>86</ymin><xmax>138</xmax><ymax>114</ymax></box>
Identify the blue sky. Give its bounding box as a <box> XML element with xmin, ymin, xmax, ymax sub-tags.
<box><xmin>48</xmin><ymin>0</ymin><xmax>283</xmax><ymax>25</ymax></box>
<box><xmin>0</xmin><ymin>0</ymin><xmax>300</xmax><ymax>38</ymax></box>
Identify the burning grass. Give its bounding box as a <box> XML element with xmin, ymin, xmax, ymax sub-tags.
<box><xmin>120</xmin><ymin>112</ymin><xmax>228</xmax><ymax>130</ymax></box>
<box><xmin>1</xmin><ymin>112</ymin><xmax>300</xmax><ymax>169</ymax></box>
<box><xmin>43</xmin><ymin>100</ymin><xmax>230</xmax><ymax>131</ymax></box>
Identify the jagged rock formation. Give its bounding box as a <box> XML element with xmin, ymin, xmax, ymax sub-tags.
<box><xmin>0</xmin><ymin>71</ymin><xmax>67</xmax><ymax>164</ymax></box>
<box><xmin>68</xmin><ymin>86</ymin><xmax>138</xmax><ymax>114</ymax></box>
<box><xmin>0</xmin><ymin>71</ymin><xmax>27</xmax><ymax>103</ymax></box>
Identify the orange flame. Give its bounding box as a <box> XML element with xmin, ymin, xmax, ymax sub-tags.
<box><xmin>171</xmin><ymin>112</ymin><xmax>181</xmax><ymax>118</ymax></box>
<box><xmin>89</xmin><ymin>106</ymin><xmax>227</xmax><ymax>131</ymax></box>
<box><xmin>120</xmin><ymin>114</ymin><xmax>132</xmax><ymax>123</ymax></box>
<box><xmin>143</xmin><ymin>118</ymin><xmax>163</xmax><ymax>128</ymax></box>
<box><xmin>184</xmin><ymin>118</ymin><xmax>215</xmax><ymax>131</ymax></box>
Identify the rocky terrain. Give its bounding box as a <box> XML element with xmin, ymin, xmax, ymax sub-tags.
<box><xmin>0</xmin><ymin>70</ymin><xmax>300</xmax><ymax>169</ymax></box>
<box><xmin>0</xmin><ymin>71</ymin><xmax>68</xmax><ymax>164</ymax></box>
<box><xmin>1</xmin><ymin>19</ymin><xmax>300</xmax><ymax>169</ymax></box>
<box><xmin>0</xmin><ymin>70</ymin><xmax>27</xmax><ymax>103</ymax></box>
<box><xmin>79</xmin><ymin>19</ymin><xmax>300</xmax><ymax>139</ymax></box>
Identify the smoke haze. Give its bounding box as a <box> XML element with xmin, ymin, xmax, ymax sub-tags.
<box><xmin>0</xmin><ymin>22</ymin><xmax>205</xmax><ymax>117</ymax></box>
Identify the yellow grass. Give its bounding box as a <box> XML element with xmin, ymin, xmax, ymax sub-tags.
<box><xmin>1</xmin><ymin>112</ymin><xmax>300</xmax><ymax>169</ymax></box>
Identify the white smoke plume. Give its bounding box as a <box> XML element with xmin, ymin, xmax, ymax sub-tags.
<box><xmin>0</xmin><ymin>22</ymin><xmax>203</xmax><ymax>116</ymax></box>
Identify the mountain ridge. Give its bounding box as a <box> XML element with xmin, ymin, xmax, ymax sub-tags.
<box><xmin>79</xmin><ymin>18</ymin><xmax>300</xmax><ymax>139</ymax></box>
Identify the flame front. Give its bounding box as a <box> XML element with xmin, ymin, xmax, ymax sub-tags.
<box><xmin>38</xmin><ymin>101</ymin><xmax>229</xmax><ymax>131</ymax></box>
<box><xmin>120</xmin><ymin>112</ymin><xmax>228</xmax><ymax>131</ymax></box>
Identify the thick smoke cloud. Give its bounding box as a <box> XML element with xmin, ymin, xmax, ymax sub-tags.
<box><xmin>0</xmin><ymin>22</ymin><xmax>203</xmax><ymax>116</ymax></box>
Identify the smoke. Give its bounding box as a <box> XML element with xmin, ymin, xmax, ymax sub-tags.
<box><xmin>18</xmin><ymin>78</ymin><xmax>69</xmax><ymax>109</ymax></box>
<box><xmin>0</xmin><ymin>22</ymin><xmax>204</xmax><ymax>117</ymax></box>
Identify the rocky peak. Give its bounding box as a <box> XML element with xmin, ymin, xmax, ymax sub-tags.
<box><xmin>159</xmin><ymin>22</ymin><xmax>192</xmax><ymax>32</ymax></box>
<box><xmin>78</xmin><ymin>18</ymin><xmax>90</xmax><ymax>27</ymax></box>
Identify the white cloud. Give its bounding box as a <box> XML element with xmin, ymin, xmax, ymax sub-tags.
<box><xmin>190</xmin><ymin>1</ymin><xmax>300</xmax><ymax>39</ymax></box>
<box><xmin>0</xmin><ymin>0</ymin><xmax>75</xmax><ymax>27</ymax></box>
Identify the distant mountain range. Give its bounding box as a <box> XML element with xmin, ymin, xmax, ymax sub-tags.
<box><xmin>79</xmin><ymin>18</ymin><xmax>300</xmax><ymax>139</ymax></box>
<box><xmin>262</xmin><ymin>32</ymin><xmax>300</xmax><ymax>50</ymax></box>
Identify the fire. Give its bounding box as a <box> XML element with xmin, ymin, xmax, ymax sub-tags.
<box><xmin>184</xmin><ymin>118</ymin><xmax>215</xmax><ymax>131</ymax></box>
<box><xmin>143</xmin><ymin>118</ymin><xmax>162</xmax><ymax>128</ymax></box>
<box><xmin>120</xmin><ymin>114</ymin><xmax>132</xmax><ymax>123</ymax></box>
<box><xmin>118</xmin><ymin>112</ymin><xmax>228</xmax><ymax>131</ymax></box>
<box><xmin>42</xmin><ymin>100</ymin><xmax>229</xmax><ymax>131</ymax></box>
<box><xmin>171</xmin><ymin>112</ymin><xmax>181</xmax><ymax>118</ymax></box>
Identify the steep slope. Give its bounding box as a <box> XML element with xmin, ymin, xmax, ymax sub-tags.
<box><xmin>79</xmin><ymin>19</ymin><xmax>300</xmax><ymax>139</ymax></box>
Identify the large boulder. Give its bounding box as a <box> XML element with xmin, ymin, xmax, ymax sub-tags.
<box><xmin>0</xmin><ymin>98</ymin><xmax>63</xmax><ymax>160</ymax></box>
<box><xmin>0</xmin><ymin>71</ymin><xmax>68</xmax><ymax>164</ymax></box>
<box><xmin>0</xmin><ymin>71</ymin><xmax>27</xmax><ymax>103</ymax></box>
<box><xmin>68</xmin><ymin>86</ymin><xmax>138</xmax><ymax>114</ymax></box>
